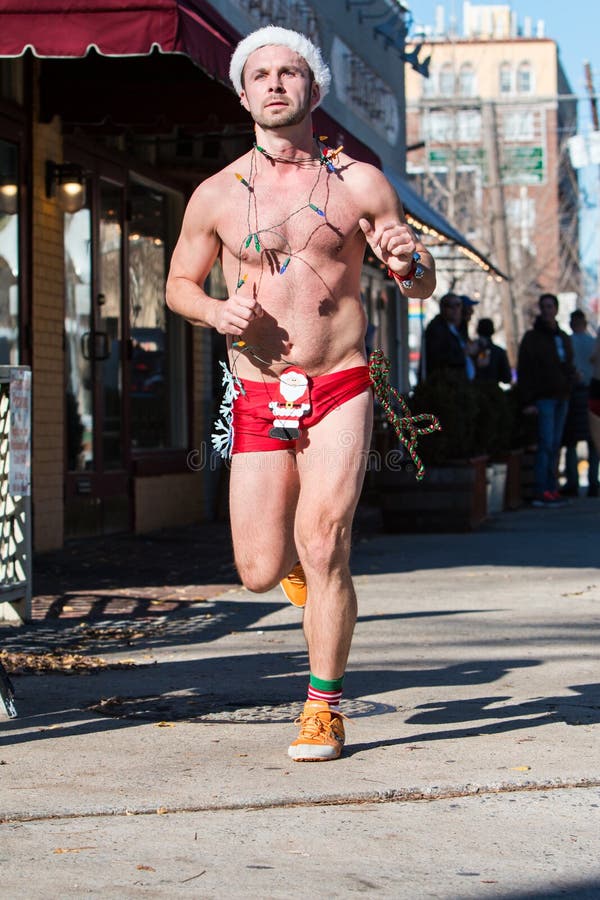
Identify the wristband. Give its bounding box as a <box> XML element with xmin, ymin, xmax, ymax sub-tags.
<box><xmin>387</xmin><ymin>252</ymin><xmax>424</xmax><ymax>289</ymax></box>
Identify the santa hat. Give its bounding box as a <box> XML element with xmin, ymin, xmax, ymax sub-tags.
<box><xmin>229</xmin><ymin>26</ymin><xmax>331</xmax><ymax>108</ymax></box>
<box><xmin>280</xmin><ymin>366</ymin><xmax>309</xmax><ymax>386</ymax></box>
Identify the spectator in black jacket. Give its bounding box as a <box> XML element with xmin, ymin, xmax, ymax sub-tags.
<box><xmin>590</xmin><ymin>328</ymin><xmax>600</xmax><ymax>457</ymax></box>
<box><xmin>459</xmin><ymin>294</ymin><xmax>479</xmax><ymax>342</ymax></box>
<box><xmin>517</xmin><ymin>293</ymin><xmax>575</xmax><ymax>507</ymax></box>
<box><xmin>561</xmin><ymin>309</ymin><xmax>599</xmax><ymax>497</ymax></box>
<box><xmin>475</xmin><ymin>318</ymin><xmax>513</xmax><ymax>385</ymax></box>
<box><xmin>423</xmin><ymin>293</ymin><xmax>470</xmax><ymax>380</ymax></box>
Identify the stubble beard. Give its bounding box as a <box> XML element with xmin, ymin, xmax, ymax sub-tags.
<box><xmin>253</xmin><ymin>96</ymin><xmax>312</xmax><ymax>131</ymax></box>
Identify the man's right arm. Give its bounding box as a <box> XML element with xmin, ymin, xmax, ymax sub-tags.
<box><xmin>165</xmin><ymin>181</ymin><xmax>224</xmax><ymax>328</ymax></box>
<box><xmin>166</xmin><ymin>181</ymin><xmax>263</xmax><ymax>336</ymax></box>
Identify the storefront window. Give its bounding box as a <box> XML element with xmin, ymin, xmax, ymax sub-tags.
<box><xmin>0</xmin><ymin>139</ymin><xmax>20</xmax><ymax>365</ymax></box>
<box><xmin>99</xmin><ymin>182</ymin><xmax>124</xmax><ymax>470</ymax></box>
<box><xmin>64</xmin><ymin>208</ymin><xmax>94</xmax><ymax>471</ymax></box>
<box><xmin>129</xmin><ymin>179</ymin><xmax>186</xmax><ymax>450</ymax></box>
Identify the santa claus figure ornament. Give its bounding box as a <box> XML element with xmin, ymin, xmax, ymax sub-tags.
<box><xmin>269</xmin><ymin>367</ymin><xmax>311</xmax><ymax>440</ymax></box>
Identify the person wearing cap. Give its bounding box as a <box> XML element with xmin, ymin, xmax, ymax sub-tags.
<box><xmin>422</xmin><ymin>292</ymin><xmax>470</xmax><ymax>380</ymax></box>
<box><xmin>166</xmin><ymin>26</ymin><xmax>436</xmax><ymax>761</ymax></box>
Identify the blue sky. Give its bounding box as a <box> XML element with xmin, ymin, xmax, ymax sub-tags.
<box><xmin>407</xmin><ymin>1</ymin><xmax>600</xmax><ymax>290</ymax></box>
<box><xmin>408</xmin><ymin>1</ymin><xmax>599</xmax><ymax>110</ymax></box>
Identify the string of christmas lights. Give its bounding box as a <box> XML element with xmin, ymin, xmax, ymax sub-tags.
<box><xmin>233</xmin><ymin>137</ymin><xmax>333</xmax><ymax>293</ymax></box>
<box><xmin>229</xmin><ymin>136</ymin><xmax>337</xmax><ymax>385</ymax></box>
<box><xmin>219</xmin><ymin>141</ymin><xmax>440</xmax><ymax>478</ymax></box>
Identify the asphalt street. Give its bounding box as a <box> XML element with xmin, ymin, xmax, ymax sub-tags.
<box><xmin>1</xmin><ymin>499</ymin><xmax>599</xmax><ymax>898</ymax></box>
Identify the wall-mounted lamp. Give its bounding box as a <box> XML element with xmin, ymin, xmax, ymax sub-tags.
<box><xmin>0</xmin><ymin>178</ymin><xmax>18</xmax><ymax>215</ymax></box>
<box><xmin>45</xmin><ymin>160</ymin><xmax>87</xmax><ymax>213</ymax></box>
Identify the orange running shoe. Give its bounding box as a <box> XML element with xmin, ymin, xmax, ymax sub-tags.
<box><xmin>288</xmin><ymin>700</ymin><xmax>346</xmax><ymax>762</ymax></box>
<box><xmin>279</xmin><ymin>562</ymin><xmax>307</xmax><ymax>608</ymax></box>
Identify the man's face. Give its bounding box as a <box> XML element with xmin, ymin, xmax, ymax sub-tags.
<box><xmin>240</xmin><ymin>44</ymin><xmax>319</xmax><ymax>129</ymax></box>
<box><xmin>441</xmin><ymin>297</ymin><xmax>463</xmax><ymax>327</ymax></box>
<box><xmin>539</xmin><ymin>297</ymin><xmax>558</xmax><ymax>326</ymax></box>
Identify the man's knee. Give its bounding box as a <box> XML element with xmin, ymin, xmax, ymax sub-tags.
<box><xmin>296</xmin><ymin>517</ymin><xmax>350</xmax><ymax>574</ymax></box>
<box><xmin>235</xmin><ymin>556</ymin><xmax>281</xmax><ymax>593</ymax></box>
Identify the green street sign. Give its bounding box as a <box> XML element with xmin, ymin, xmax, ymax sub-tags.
<box><xmin>428</xmin><ymin>148</ymin><xmax>486</xmax><ymax>166</ymax></box>
<box><xmin>501</xmin><ymin>146</ymin><xmax>545</xmax><ymax>184</ymax></box>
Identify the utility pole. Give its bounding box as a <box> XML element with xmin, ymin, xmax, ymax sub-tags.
<box><xmin>584</xmin><ymin>60</ymin><xmax>600</xmax><ymax>321</ymax></box>
<box><xmin>482</xmin><ymin>101</ymin><xmax>519</xmax><ymax>367</ymax></box>
<box><xmin>584</xmin><ymin>60</ymin><xmax>599</xmax><ymax>130</ymax></box>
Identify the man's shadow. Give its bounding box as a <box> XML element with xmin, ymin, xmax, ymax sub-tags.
<box><xmin>345</xmin><ymin>680</ymin><xmax>600</xmax><ymax>756</ymax></box>
<box><xmin>4</xmin><ymin>647</ymin><xmax>585</xmax><ymax>752</ymax></box>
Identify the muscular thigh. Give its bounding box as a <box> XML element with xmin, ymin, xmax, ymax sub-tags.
<box><xmin>229</xmin><ymin>449</ymin><xmax>299</xmax><ymax>568</ymax></box>
<box><xmin>295</xmin><ymin>388</ymin><xmax>373</xmax><ymax>535</ymax></box>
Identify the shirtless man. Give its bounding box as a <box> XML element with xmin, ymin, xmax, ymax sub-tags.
<box><xmin>166</xmin><ymin>26</ymin><xmax>435</xmax><ymax>761</ymax></box>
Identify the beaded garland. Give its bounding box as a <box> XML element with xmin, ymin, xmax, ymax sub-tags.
<box><xmin>368</xmin><ymin>350</ymin><xmax>441</xmax><ymax>480</ymax></box>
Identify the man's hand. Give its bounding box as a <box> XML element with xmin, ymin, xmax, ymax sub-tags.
<box><xmin>523</xmin><ymin>405</ymin><xmax>538</xmax><ymax>416</ymax></box>
<box><xmin>359</xmin><ymin>218</ymin><xmax>417</xmax><ymax>276</ymax></box>
<box><xmin>213</xmin><ymin>293</ymin><xmax>263</xmax><ymax>336</ymax></box>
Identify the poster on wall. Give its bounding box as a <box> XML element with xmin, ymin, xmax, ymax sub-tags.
<box><xmin>9</xmin><ymin>368</ymin><xmax>31</xmax><ymax>497</ymax></box>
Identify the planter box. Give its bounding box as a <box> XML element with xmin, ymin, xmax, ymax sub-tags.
<box><xmin>376</xmin><ymin>456</ymin><xmax>489</xmax><ymax>533</ymax></box>
<box><xmin>520</xmin><ymin>448</ymin><xmax>537</xmax><ymax>503</ymax></box>
<box><xmin>503</xmin><ymin>449</ymin><xmax>524</xmax><ymax>510</ymax></box>
<box><xmin>488</xmin><ymin>449</ymin><xmax>523</xmax><ymax>511</ymax></box>
<box><xmin>487</xmin><ymin>462</ymin><xmax>507</xmax><ymax>515</ymax></box>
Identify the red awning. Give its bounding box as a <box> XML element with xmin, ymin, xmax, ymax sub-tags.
<box><xmin>0</xmin><ymin>0</ymin><xmax>235</xmax><ymax>84</ymax></box>
<box><xmin>0</xmin><ymin>0</ymin><xmax>380</xmax><ymax>165</ymax></box>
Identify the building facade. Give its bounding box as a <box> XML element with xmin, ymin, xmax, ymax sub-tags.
<box><xmin>405</xmin><ymin>3</ymin><xmax>580</xmax><ymax>361</ymax></box>
<box><xmin>0</xmin><ymin>0</ymin><xmax>504</xmax><ymax>552</ymax></box>
<box><xmin>0</xmin><ymin>0</ymin><xmax>424</xmax><ymax>551</ymax></box>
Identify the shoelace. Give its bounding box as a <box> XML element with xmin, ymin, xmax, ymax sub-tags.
<box><xmin>286</xmin><ymin>567</ymin><xmax>306</xmax><ymax>588</ymax></box>
<box><xmin>294</xmin><ymin>710</ymin><xmax>348</xmax><ymax>740</ymax></box>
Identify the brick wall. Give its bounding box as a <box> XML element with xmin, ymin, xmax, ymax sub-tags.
<box><xmin>134</xmin><ymin>473</ymin><xmax>204</xmax><ymax>533</ymax></box>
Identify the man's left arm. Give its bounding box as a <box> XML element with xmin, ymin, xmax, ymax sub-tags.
<box><xmin>357</xmin><ymin>167</ymin><xmax>436</xmax><ymax>300</ymax></box>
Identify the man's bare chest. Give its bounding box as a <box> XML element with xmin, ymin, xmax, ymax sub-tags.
<box><xmin>218</xmin><ymin>172</ymin><xmax>360</xmax><ymax>261</ymax></box>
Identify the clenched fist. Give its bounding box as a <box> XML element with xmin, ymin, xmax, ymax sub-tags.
<box><xmin>359</xmin><ymin>218</ymin><xmax>417</xmax><ymax>277</ymax></box>
<box><xmin>214</xmin><ymin>293</ymin><xmax>263</xmax><ymax>336</ymax></box>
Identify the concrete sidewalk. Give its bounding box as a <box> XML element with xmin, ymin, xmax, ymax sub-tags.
<box><xmin>1</xmin><ymin>500</ymin><xmax>599</xmax><ymax>898</ymax></box>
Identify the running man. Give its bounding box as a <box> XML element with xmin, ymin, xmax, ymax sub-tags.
<box><xmin>166</xmin><ymin>26</ymin><xmax>435</xmax><ymax>760</ymax></box>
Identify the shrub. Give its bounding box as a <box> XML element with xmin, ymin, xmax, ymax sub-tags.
<box><xmin>409</xmin><ymin>370</ymin><xmax>516</xmax><ymax>465</ymax></box>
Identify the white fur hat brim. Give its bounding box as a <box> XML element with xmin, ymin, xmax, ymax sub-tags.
<box><xmin>229</xmin><ymin>25</ymin><xmax>331</xmax><ymax>108</ymax></box>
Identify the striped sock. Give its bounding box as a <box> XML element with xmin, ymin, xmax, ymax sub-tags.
<box><xmin>307</xmin><ymin>673</ymin><xmax>344</xmax><ymax>708</ymax></box>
